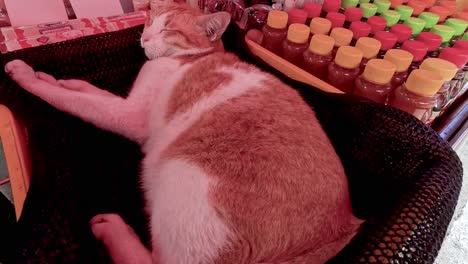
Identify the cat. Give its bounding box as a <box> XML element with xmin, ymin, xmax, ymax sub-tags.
<box><xmin>4</xmin><ymin>1</ymin><xmax>363</xmax><ymax>263</ymax></box>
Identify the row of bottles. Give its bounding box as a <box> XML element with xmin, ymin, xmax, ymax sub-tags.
<box><xmin>262</xmin><ymin>9</ymin><xmax>468</xmax><ymax>124</ymax></box>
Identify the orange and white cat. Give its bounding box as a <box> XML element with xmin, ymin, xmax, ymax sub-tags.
<box><xmin>5</xmin><ymin>1</ymin><xmax>362</xmax><ymax>263</ymax></box>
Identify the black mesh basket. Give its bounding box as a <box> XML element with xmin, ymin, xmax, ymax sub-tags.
<box><xmin>0</xmin><ymin>24</ymin><xmax>463</xmax><ymax>264</ymax></box>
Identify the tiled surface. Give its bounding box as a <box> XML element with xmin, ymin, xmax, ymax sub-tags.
<box><xmin>435</xmin><ymin>133</ymin><xmax>468</xmax><ymax>264</ymax></box>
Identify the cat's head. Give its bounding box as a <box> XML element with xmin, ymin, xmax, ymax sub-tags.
<box><xmin>141</xmin><ymin>0</ymin><xmax>231</xmax><ymax>59</ymax></box>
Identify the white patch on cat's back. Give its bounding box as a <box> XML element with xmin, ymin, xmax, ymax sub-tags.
<box><xmin>149</xmin><ymin>159</ymin><xmax>232</xmax><ymax>263</ymax></box>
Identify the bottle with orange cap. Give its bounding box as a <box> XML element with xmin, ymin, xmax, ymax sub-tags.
<box><xmin>329</xmin><ymin>27</ymin><xmax>354</xmax><ymax>56</ymax></box>
<box><xmin>383</xmin><ymin>49</ymin><xmax>414</xmax><ymax>89</ymax></box>
<box><xmin>438</xmin><ymin>47</ymin><xmax>468</xmax><ymax>100</ymax></box>
<box><xmin>262</xmin><ymin>10</ymin><xmax>289</xmax><ymax>54</ymax></box>
<box><xmin>327</xmin><ymin>46</ymin><xmax>364</xmax><ymax>93</ymax></box>
<box><xmin>310</xmin><ymin>17</ymin><xmax>333</xmax><ymax>36</ymax></box>
<box><xmin>419</xmin><ymin>57</ymin><xmax>458</xmax><ymax>121</ymax></box>
<box><xmin>282</xmin><ymin>23</ymin><xmax>310</xmax><ymax>65</ymax></box>
<box><xmin>354</xmin><ymin>59</ymin><xmax>397</xmax><ymax>104</ymax></box>
<box><xmin>388</xmin><ymin>69</ymin><xmax>444</xmax><ymax>124</ymax></box>
<box><xmin>355</xmin><ymin>36</ymin><xmax>382</xmax><ymax>71</ymax></box>
<box><xmin>303</xmin><ymin>34</ymin><xmax>336</xmax><ymax>80</ymax></box>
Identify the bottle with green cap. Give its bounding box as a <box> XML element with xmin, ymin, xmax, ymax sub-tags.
<box><xmin>394</xmin><ymin>5</ymin><xmax>413</xmax><ymax>23</ymax></box>
<box><xmin>444</xmin><ymin>18</ymin><xmax>468</xmax><ymax>45</ymax></box>
<box><xmin>463</xmin><ymin>32</ymin><xmax>468</xmax><ymax>40</ymax></box>
<box><xmin>418</xmin><ymin>12</ymin><xmax>440</xmax><ymax>32</ymax></box>
<box><xmin>340</xmin><ymin>0</ymin><xmax>359</xmax><ymax>12</ymax></box>
<box><xmin>359</xmin><ymin>0</ymin><xmax>371</xmax><ymax>3</ymax></box>
<box><xmin>360</xmin><ymin>3</ymin><xmax>378</xmax><ymax>21</ymax></box>
<box><xmin>381</xmin><ymin>10</ymin><xmax>401</xmax><ymax>30</ymax></box>
<box><xmin>430</xmin><ymin>24</ymin><xmax>455</xmax><ymax>51</ymax></box>
<box><xmin>374</xmin><ymin>0</ymin><xmax>391</xmax><ymax>14</ymax></box>
<box><xmin>404</xmin><ymin>17</ymin><xmax>426</xmax><ymax>38</ymax></box>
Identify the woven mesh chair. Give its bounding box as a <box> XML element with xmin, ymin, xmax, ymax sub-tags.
<box><xmin>0</xmin><ymin>24</ymin><xmax>463</xmax><ymax>264</ymax></box>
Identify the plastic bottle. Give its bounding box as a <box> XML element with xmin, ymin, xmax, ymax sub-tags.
<box><xmin>430</xmin><ymin>24</ymin><xmax>455</xmax><ymax>51</ymax></box>
<box><xmin>422</xmin><ymin>0</ymin><xmax>437</xmax><ymax>9</ymax></box>
<box><xmin>367</xmin><ymin>16</ymin><xmax>387</xmax><ymax>37</ymax></box>
<box><xmin>390</xmin><ymin>0</ymin><xmax>404</xmax><ymax>8</ymax></box>
<box><xmin>327</xmin><ymin>46</ymin><xmax>364</xmax><ymax>93</ymax></box>
<box><xmin>444</xmin><ymin>18</ymin><xmax>468</xmax><ymax>45</ymax></box>
<box><xmin>309</xmin><ymin>17</ymin><xmax>332</xmax><ymax>36</ymax></box>
<box><xmin>326</xmin><ymin>12</ymin><xmax>346</xmax><ymax>28</ymax></box>
<box><xmin>419</xmin><ymin>58</ymin><xmax>458</xmax><ymax>121</ymax></box>
<box><xmin>303</xmin><ymin>2</ymin><xmax>322</xmax><ymax>25</ymax></box>
<box><xmin>349</xmin><ymin>21</ymin><xmax>371</xmax><ymax>45</ymax></box>
<box><xmin>288</xmin><ymin>9</ymin><xmax>308</xmax><ymax>25</ymax></box>
<box><xmin>400</xmin><ymin>40</ymin><xmax>428</xmax><ymax>72</ymax></box>
<box><xmin>354</xmin><ymin>59</ymin><xmax>397</xmax><ymax>103</ymax></box>
<box><xmin>438</xmin><ymin>47</ymin><xmax>468</xmax><ymax>99</ymax></box>
<box><xmin>344</xmin><ymin>7</ymin><xmax>363</xmax><ymax>28</ymax></box>
<box><xmin>438</xmin><ymin>1</ymin><xmax>458</xmax><ymax>17</ymax></box>
<box><xmin>394</xmin><ymin>5</ymin><xmax>414</xmax><ymax>23</ymax></box>
<box><xmin>404</xmin><ymin>17</ymin><xmax>426</xmax><ymax>38</ymax></box>
<box><xmin>453</xmin><ymin>12</ymin><xmax>468</xmax><ymax>23</ymax></box>
<box><xmin>388</xmin><ymin>69</ymin><xmax>443</xmax><ymax>123</ymax></box>
<box><xmin>381</xmin><ymin>10</ymin><xmax>401</xmax><ymax>30</ymax></box>
<box><xmin>453</xmin><ymin>40</ymin><xmax>468</xmax><ymax>97</ymax></box>
<box><xmin>384</xmin><ymin>49</ymin><xmax>414</xmax><ymax>89</ymax></box>
<box><xmin>407</xmin><ymin>0</ymin><xmax>426</xmax><ymax>16</ymax></box>
<box><xmin>390</xmin><ymin>24</ymin><xmax>413</xmax><ymax>48</ymax></box>
<box><xmin>374</xmin><ymin>0</ymin><xmax>391</xmax><ymax>15</ymax></box>
<box><xmin>262</xmin><ymin>10</ymin><xmax>289</xmax><ymax>54</ymax></box>
<box><xmin>374</xmin><ymin>31</ymin><xmax>398</xmax><ymax>57</ymax></box>
<box><xmin>429</xmin><ymin>6</ymin><xmax>450</xmax><ymax>23</ymax></box>
<box><xmin>330</xmin><ymin>27</ymin><xmax>354</xmax><ymax>56</ymax></box>
<box><xmin>303</xmin><ymin>34</ymin><xmax>336</xmax><ymax>80</ymax></box>
<box><xmin>359</xmin><ymin>0</ymin><xmax>371</xmax><ymax>3</ymax></box>
<box><xmin>281</xmin><ymin>23</ymin><xmax>310</xmax><ymax>64</ymax></box>
<box><xmin>355</xmin><ymin>37</ymin><xmax>382</xmax><ymax>71</ymax></box>
<box><xmin>418</xmin><ymin>12</ymin><xmax>440</xmax><ymax>32</ymax></box>
<box><xmin>416</xmin><ymin>32</ymin><xmax>442</xmax><ymax>57</ymax></box>
<box><xmin>360</xmin><ymin>3</ymin><xmax>378</xmax><ymax>21</ymax></box>
<box><xmin>321</xmin><ymin>0</ymin><xmax>342</xmax><ymax>18</ymax></box>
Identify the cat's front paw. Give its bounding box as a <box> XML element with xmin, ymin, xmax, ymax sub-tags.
<box><xmin>4</xmin><ymin>60</ymin><xmax>38</xmax><ymax>86</ymax></box>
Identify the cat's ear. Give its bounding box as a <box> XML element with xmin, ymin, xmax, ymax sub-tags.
<box><xmin>197</xmin><ymin>12</ymin><xmax>231</xmax><ymax>42</ymax></box>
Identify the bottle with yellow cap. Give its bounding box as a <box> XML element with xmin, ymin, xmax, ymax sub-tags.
<box><xmin>354</xmin><ymin>59</ymin><xmax>397</xmax><ymax>103</ymax></box>
<box><xmin>388</xmin><ymin>69</ymin><xmax>443</xmax><ymax>123</ymax></box>
<box><xmin>355</xmin><ymin>37</ymin><xmax>382</xmax><ymax>71</ymax></box>
<box><xmin>329</xmin><ymin>27</ymin><xmax>354</xmax><ymax>57</ymax></box>
<box><xmin>263</xmin><ymin>10</ymin><xmax>289</xmax><ymax>54</ymax></box>
<box><xmin>419</xmin><ymin>57</ymin><xmax>458</xmax><ymax>121</ymax></box>
<box><xmin>303</xmin><ymin>34</ymin><xmax>335</xmax><ymax>80</ymax></box>
<box><xmin>282</xmin><ymin>23</ymin><xmax>310</xmax><ymax>64</ymax></box>
<box><xmin>383</xmin><ymin>49</ymin><xmax>414</xmax><ymax>90</ymax></box>
<box><xmin>327</xmin><ymin>46</ymin><xmax>364</xmax><ymax>93</ymax></box>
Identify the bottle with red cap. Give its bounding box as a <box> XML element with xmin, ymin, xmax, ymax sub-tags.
<box><xmin>303</xmin><ymin>2</ymin><xmax>322</xmax><ymax>25</ymax></box>
<box><xmin>438</xmin><ymin>47</ymin><xmax>468</xmax><ymax>100</ymax></box>
<box><xmin>344</xmin><ymin>7</ymin><xmax>363</xmax><ymax>28</ymax></box>
<box><xmin>438</xmin><ymin>1</ymin><xmax>458</xmax><ymax>17</ymax></box>
<box><xmin>390</xmin><ymin>24</ymin><xmax>413</xmax><ymax>48</ymax></box>
<box><xmin>354</xmin><ymin>59</ymin><xmax>397</xmax><ymax>103</ymax></box>
<box><xmin>303</xmin><ymin>34</ymin><xmax>336</xmax><ymax>80</ymax></box>
<box><xmin>416</xmin><ymin>32</ymin><xmax>442</xmax><ymax>57</ymax></box>
<box><xmin>326</xmin><ymin>12</ymin><xmax>346</xmax><ymax>28</ymax></box>
<box><xmin>453</xmin><ymin>40</ymin><xmax>468</xmax><ymax>97</ymax></box>
<box><xmin>367</xmin><ymin>16</ymin><xmax>387</xmax><ymax>37</ymax></box>
<box><xmin>262</xmin><ymin>10</ymin><xmax>289</xmax><ymax>54</ymax></box>
<box><xmin>429</xmin><ymin>5</ymin><xmax>450</xmax><ymax>23</ymax></box>
<box><xmin>384</xmin><ymin>49</ymin><xmax>414</xmax><ymax>90</ymax></box>
<box><xmin>321</xmin><ymin>0</ymin><xmax>342</xmax><ymax>18</ymax></box>
<box><xmin>374</xmin><ymin>31</ymin><xmax>398</xmax><ymax>58</ymax></box>
<box><xmin>328</xmin><ymin>46</ymin><xmax>364</xmax><ymax>93</ymax></box>
<box><xmin>388</xmin><ymin>69</ymin><xmax>443</xmax><ymax>124</ymax></box>
<box><xmin>400</xmin><ymin>40</ymin><xmax>428</xmax><ymax>72</ymax></box>
<box><xmin>288</xmin><ymin>9</ymin><xmax>308</xmax><ymax>25</ymax></box>
<box><xmin>349</xmin><ymin>21</ymin><xmax>371</xmax><ymax>45</ymax></box>
<box><xmin>407</xmin><ymin>0</ymin><xmax>426</xmax><ymax>17</ymax></box>
<box><xmin>282</xmin><ymin>24</ymin><xmax>310</xmax><ymax>64</ymax></box>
